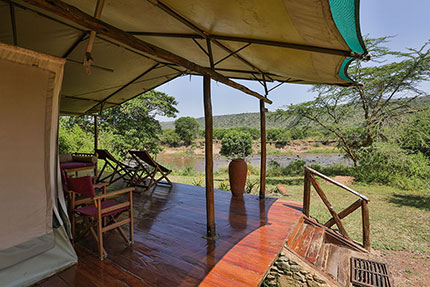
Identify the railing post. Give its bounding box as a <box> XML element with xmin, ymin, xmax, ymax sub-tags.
<box><xmin>361</xmin><ymin>200</ymin><xmax>371</xmax><ymax>250</ymax></box>
<box><xmin>303</xmin><ymin>168</ymin><xmax>311</xmax><ymax>216</ymax></box>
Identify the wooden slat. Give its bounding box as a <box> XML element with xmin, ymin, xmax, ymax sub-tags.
<box><xmin>102</xmin><ymin>218</ymin><xmax>131</xmax><ymax>233</ymax></box>
<box><xmin>306</xmin><ymin>167</ymin><xmax>369</xmax><ymax>202</ymax></box>
<box><xmin>362</xmin><ymin>200</ymin><xmax>371</xmax><ymax>250</ymax></box>
<box><xmin>324</xmin><ymin>199</ymin><xmax>362</xmax><ymax>228</ymax></box>
<box><xmin>309</xmin><ymin>174</ymin><xmax>350</xmax><ymax>240</ymax></box>
<box><xmin>100</xmin><ymin>201</ymin><xmax>130</xmax><ymax>214</ymax></box>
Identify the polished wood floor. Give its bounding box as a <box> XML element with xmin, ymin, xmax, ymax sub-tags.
<box><xmin>35</xmin><ymin>183</ymin><xmax>303</xmax><ymax>287</ymax></box>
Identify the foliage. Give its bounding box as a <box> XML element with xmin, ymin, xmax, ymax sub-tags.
<box><xmin>58</xmin><ymin>120</ymin><xmax>93</xmax><ymax>154</ymax></box>
<box><xmin>175</xmin><ymin>116</ymin><xmax>200</xmax><ymax>145</ymax></box>
<box><xmin>59</xmin><ymin>90</ymin><xmax>178</xmax><ymax>159</ymax></box>
<box><xmin>160</xmin><ymin>129</ymin><xmax>181</xmax><ymax>147</ymax></box>
<box><xmin>274</xmin><ymin>37</ymin><xmax>430</xmax><ymax>166</ymax></box>
<box><xmin>267</xmin><ymin>160</ymin><xmax>306</xmax><ymax>177</ymax></box>
<box><xmin>267</xmin><ymin>128</ymin><xmax>291</xmax><ymax>144</ymax></box>
<box><xmin>213</xmin><ymin>127</ymin><xmax>259</xmax><ymax>141</ymax></box>
<box><xmin>219</xmin><ymin>131</ymin><xmax>253</xmax><ymax>159</ymax></box>
<box><xmin>355</xmin><ymin>142</ymin><xmax>430</xmax><ymax>189</ymax></box>
<box><xmin>218</xmin><ymin>180</ymin><xmax>230</xmax><ymax>191</ymax></box>
<box><xmin>245</xmin><ymin>179</ymin><xmax>259</xmax><ymax>194</ymax></box>
<box><xmin>398</xmin><ymin>110</ymin><xmax>430</xmax><ymax>157</ymax></box>
<box><xmin>101</xmin><ymin>91</ymin><xmax>177</xmax><ymax>157</ymax></box>
<box><xmin>191</xmin><ymin>175</ymin><xmax>204</xmax><ymax>187</ymax></box>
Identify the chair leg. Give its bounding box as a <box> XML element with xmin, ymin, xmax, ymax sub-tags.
<box><xmin>129</xmin><ymin>198</ymin><xmax>134</xmax><ymax>244</ymax></box>
<box><xmin>97</xmin><ymin>219</ymin><xmax>104</xmax><ymax>260</ymax></box>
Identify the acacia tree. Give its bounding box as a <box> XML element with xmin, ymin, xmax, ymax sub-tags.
<box><xmin>174</xmin><ymin>116</ymin><xmax>200</xmax><ymax>145</ymax></box>
<box><xmin>276</xmin><ymin>37</ymin><xmax>430</xmax><ymax>166</ymax></box>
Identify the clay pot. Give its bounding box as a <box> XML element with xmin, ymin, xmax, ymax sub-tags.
<box><xmin>228</xmin><ymin>158</ymin><xmax>247</xmax><ymax>197</ymax></box>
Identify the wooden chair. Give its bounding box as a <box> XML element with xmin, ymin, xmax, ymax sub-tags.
<box><xmin>95</xmin><ymin>149</ymin><xmax>135</xmax><ymax>185</ymax></box>
<box><xmin>128</xmin><ymin>150</ymin><xmax>172</xmax><ymax>190</ymax></box>
<box><xmin>67</xmin><ymin>175</ymin><xmax>134</xmax><ymax>260</ymax></box>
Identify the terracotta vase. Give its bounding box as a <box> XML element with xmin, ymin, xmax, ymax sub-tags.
<box><xmin>228</xmin><ymin>158</ymin><xmax>247</xmax><ymax>197</ymax></box>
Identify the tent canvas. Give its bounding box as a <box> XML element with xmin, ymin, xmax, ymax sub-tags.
<box><xmin>0</xmin><ymin>43</ymin><xmax>77</xmax><ymax>287</ymax></box>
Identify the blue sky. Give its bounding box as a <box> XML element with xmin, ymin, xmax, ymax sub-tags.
<box><xmin>156</xmin><ymin>1</ymin><xmax>430</xmax><ymax>121</ymax></box>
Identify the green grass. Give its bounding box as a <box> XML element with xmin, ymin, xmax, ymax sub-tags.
<box><xmin>170</xmin><ymin>172</ymin><xmax>430</xmax><ymax>254</ymax></box>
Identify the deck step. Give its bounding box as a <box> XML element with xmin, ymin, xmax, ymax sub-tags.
<box><xmin>286</xmin><ymin>218</ymin><xmax>367</xmax><ymax>287</ymax></box>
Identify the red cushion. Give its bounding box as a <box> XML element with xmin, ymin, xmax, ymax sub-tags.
<box><xmin>60</xmin><ymin>162</ymin><xmax>95</xmax><ymax>170</ymax></box>
<box><xmin>67</xmin><ymin>175</ymin><xmax>95</xmax><ymax>197</ymax></box>
<box><xmin>74</xmin><ymin>200</ymin><xmax>129</xmax><ymax>218</ymax></box>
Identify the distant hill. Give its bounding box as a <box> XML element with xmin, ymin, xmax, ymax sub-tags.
<box><xmin>160</xmin><ymin>95</ymin><xmax>430</xmax><ymax>130</ymax></box>
<box><xmin>160</xmin><ymin>112</ymin><xmax>289</xmax><ymax>130</ymax></box>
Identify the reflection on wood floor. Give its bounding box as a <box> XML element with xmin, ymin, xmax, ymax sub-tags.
<box><xmin>35</xmin><ymin>183</ymin><xmax>303</xmax><ymax>287</ymax></box>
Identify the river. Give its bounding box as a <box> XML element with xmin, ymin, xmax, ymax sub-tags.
<box><xmin>156</xmin><ymin>153</ymin><xmax>352</xmax><ymax>173</ymax></box>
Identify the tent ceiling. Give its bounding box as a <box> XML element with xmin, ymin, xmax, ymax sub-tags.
<box><xmin>0</xmin><ymin>0</ymin><xmax>367</xmax><ymax>115</ymax></box>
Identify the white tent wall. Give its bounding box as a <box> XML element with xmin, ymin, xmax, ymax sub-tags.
<box><xmin>0</xmin><ymin>42</ymin><xmax>77</xmax><ymax>287</ymax></box>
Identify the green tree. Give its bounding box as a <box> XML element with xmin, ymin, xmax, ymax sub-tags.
<box><xmin>275</xmin><ymin>37</ymin><xmax>430</xmax><ymax>166</ymax></box>
<box><xmin>220</xmin><ymin>131</ymin><xmax>253</xmax><ymax>159</ymax></box>
<box><xmin>59</xmin><ymin>90</ymin><xmax>178</xmax><ymax>158</ymax></box>
<box><xmin>101</xmin><ymin>90</ymin><xmax>178</xmax><ymax>156</ymax></box>
<box><xmin>175</xmin><ymin>116</ymin><xmax>200</xmax><ymax>145</ymax></box>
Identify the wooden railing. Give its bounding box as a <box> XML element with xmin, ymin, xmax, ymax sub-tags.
<box><xmin>303</xmin><ymin>167</ymin><xmax>371</xmax><ymax>251</ymax></box>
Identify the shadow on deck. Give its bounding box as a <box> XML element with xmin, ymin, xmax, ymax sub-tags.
<box><xmin>35</xmin><ymin>183</ymin><xmax>303</xmax><ymax>287</ymax></box>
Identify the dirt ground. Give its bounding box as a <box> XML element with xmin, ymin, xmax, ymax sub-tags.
<box><xmin>368</xmin><ymin>249</ymin><xmax>430</xmax><ymax>287</ymax></box>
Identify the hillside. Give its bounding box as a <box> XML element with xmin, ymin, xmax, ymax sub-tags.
<box><xmin>160</xmin><ymin>112</ymin><xmax>288</xmax><ymax>129</ymax></box>
<box><xmin>160</xmin><ymin>95</ymin><xmax>430</xmax><ymax>130</ymax></box>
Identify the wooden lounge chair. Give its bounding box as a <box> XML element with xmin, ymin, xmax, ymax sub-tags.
<box><xmin>95</xmin><ymin>149</ymin><xmax>135</xmax><ymax>185</ymax></box>
<box><xmin>67</xmin><ymin>175</ymin><xmax>134</xmax><ymax>260</ymax></box>
<box><xmin>128</xmin><ymin>150</ymin><xmax>172</xmax><ymax>190</ymax></box>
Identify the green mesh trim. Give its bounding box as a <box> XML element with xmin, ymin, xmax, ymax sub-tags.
<box><xmin>339</xmin><ymin>57</ymin><xmax>353</xmax><ymax>81</ymax></box>
<box><xmin>329</xmin><ymin>0</ymin><xmax>365</xmax><ymax>54</ymax></box>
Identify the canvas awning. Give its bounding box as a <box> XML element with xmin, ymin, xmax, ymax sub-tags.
<box><xmin>0</xmin><ymin>0</ymin><xmax>367</xmax><ymax>114</ymax></box>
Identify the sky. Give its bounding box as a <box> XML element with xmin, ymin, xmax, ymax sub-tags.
<box><xmin>155</xmin><ymin>1</ymin><xmax>430</xmax><ymax>122</ymax></box>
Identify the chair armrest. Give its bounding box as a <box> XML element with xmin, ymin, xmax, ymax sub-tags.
<box><xmin>94</xmin><ymin>182</ymin><xmax>109</xmax><ymax>188</ymax></box>
<box><xmin>93</xmin><ymin>187</ymin><xmax>135</xmax><ymax>200</ymax></box>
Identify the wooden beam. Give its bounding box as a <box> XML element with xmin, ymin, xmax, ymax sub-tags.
<box><xmin>259</xmin><ymin>99</ymin><xmax>266</xmax><ymax>199</ymax></box>
<box><xmin>20</xmin><ymin>0</ymin><xmax>271</xmax><ymax>104</ymax></box>
<box><xmin>127</xmin><ymin>31</ymin><xmax>362</xmax><ymax>59</ymax></box>
<box><xmin>203</xmin><ymin>75</ymin><xmax>216</xmax><ymax>238</ymax></box>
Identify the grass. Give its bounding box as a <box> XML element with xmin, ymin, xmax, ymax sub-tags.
<box><xmin>170</xmin><ymin>168</ymin><xmax>430</xmax><ymax>254</ymax></box>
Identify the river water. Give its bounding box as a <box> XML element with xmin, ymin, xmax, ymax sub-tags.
<box><xmin>156</xmin><ymin>153</ymin><xmax>352</xmax><ymax>173</ymax></box>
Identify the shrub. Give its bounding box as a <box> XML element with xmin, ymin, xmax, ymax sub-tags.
<box><xmin>355</xmin><ymin>142</ymin><xmax>430</xmax><ymax>189</ymax></box>
<box><xmin>220</xmin><ymin>131</ymin><xmax>253</xmax><ymax>159</ymax></box>
<box><xmin>267</xmin><ymin>160</ymin><xmax>306</xmax><ymax>177</ymax></box>
<box><xmin>161</xmin><ymin>129</ymin><xmax>181</xmax><ymax>147</ymax></box>
<box><xmin>267</xmin><ymin>128</ymin><xmax>291</xmax><ymax>144</ymax></box>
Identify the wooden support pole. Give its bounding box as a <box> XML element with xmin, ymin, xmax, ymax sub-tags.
<box><xmin>362</xmin><ymin>200</ymin><xmax>371</xmax><ymax>250</ymax></box>
<box><xmin>303</xmin><ymin>169</ymin><xmax>311</xmax><ymax>217</ymax></box>
<box><xmin>259</xmin><ymin>99</ymin><xmax>266</xmax><ymax>199</ymax></box>
<box><xmin>203</xmin><ymin>75</ymin><xmax>216</xmax><ymax>238</ymax></box>
<box><xmin>94</xmin><ymin>115</ymin><xmax>98</xmax><ymax>177</ymax></box>
<box><xmin>20</xmin><ymin>0</ymin><xmax>271</xmax><ymax>104</ymax></box>
<box><xmin>94</xmin><ymin>115</ymin><xmax>98</xmax><ymax>153</ymax></box>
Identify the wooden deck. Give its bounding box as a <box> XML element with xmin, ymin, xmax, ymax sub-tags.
<box><xmin>35</xmin><ymin>183</ymin><xmax>303</xmax><ymax>287</ymax></box>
